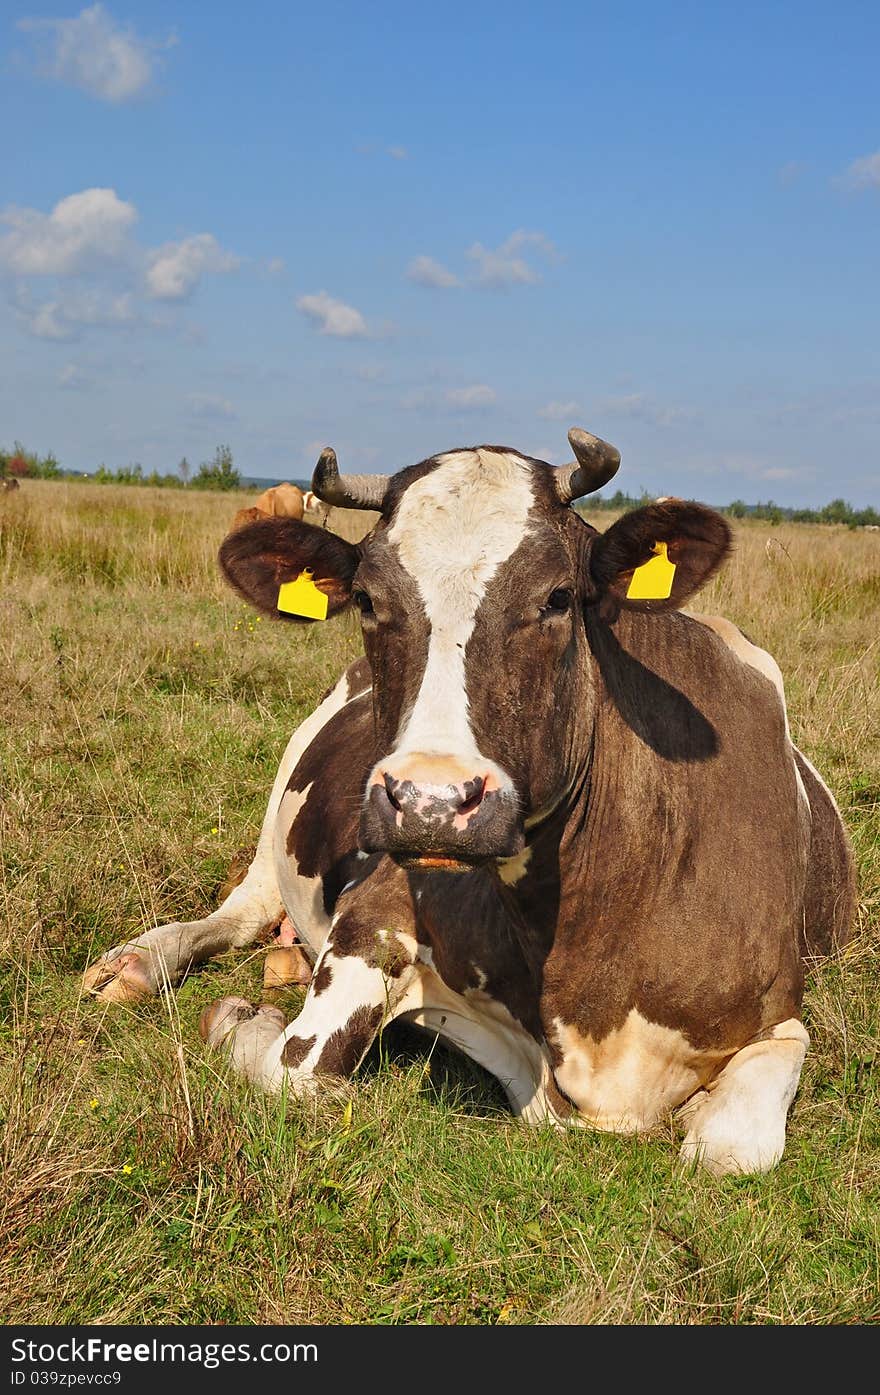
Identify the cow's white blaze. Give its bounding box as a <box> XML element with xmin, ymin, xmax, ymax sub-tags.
<box><xmin>385</xmin><ymin>449</ymin><xmax>534</xmax><ymax>781</ymax></box>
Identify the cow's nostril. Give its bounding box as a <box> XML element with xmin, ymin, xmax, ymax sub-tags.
<box><xmin>457</xmin><ymin>776</ymin><xmax>486</xmax><ymax>815</ymax></box>
<box><xmin>383</xmin><ymin>773</ymin><xmax>403</xmax><ymax>812</ymax></box>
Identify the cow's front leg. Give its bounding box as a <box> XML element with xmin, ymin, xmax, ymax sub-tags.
<box><xmin>678</xmin><ymin>1019</ymin><xmax>810</xmax><ymax>1176</ymax></box>
<box><xmin>201</xmin><ymin>871</ymin><xmax>419</xmax><ymax>1093</ymax></box>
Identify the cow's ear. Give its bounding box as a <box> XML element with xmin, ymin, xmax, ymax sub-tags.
<box><xmin>588</xmin><ymin>501</ymin><xmax>732</xmax><ymax>613</ymax></box>
<box><xmin>218</xmin><ymin>517</ymin><xmax>359</xmax><ymax>622</ymax></box>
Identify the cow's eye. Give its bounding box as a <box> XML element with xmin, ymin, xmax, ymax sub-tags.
<box><xmin>545</xmin><ymin>588</ymin><xmax>573</xmax><ymax>612</ymax></box>
<box><xmin>353</xmin><ymin>589</ymin><xmax>374</xmax><ymax>616</ymax></box>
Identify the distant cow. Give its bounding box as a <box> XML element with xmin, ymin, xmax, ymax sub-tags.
<box><xmin>84</xmin><ymin>429</ymin><xmax>855</xmax><ymax>1176</ymax></box>
<box><xmin>229</xmin><ymin>481</ymin><xmax>304</xmax><ymax>533</ymax></box>
<box><xmin>1</xmin><ymin>477</ymin><xmax>20</xmax><ymax>492</ymax></box>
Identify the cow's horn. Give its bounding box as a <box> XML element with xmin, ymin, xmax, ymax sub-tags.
<box><xmin>554</xmin><ymin>428</ymin><xmax>621</xmax><ymax>503</ymax></box>
<box><xmin>311</xmin><ymin>447</ymin><xmax>390</xmax><ymax>511</ymax></box>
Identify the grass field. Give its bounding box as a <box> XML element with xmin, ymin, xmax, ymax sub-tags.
<box><xmin>1</xmin><ymin>478</ymin><xmax>878</xmax><ymax>1326</ymax></box>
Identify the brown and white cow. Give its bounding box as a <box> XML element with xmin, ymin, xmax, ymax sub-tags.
<box><xmin>83</xmin><ymin>429</ymin><xmax>855</xmax><ymax>1175</ymax></box>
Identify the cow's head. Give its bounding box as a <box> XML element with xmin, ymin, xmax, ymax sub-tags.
<box><xmin>220</xmin><ymin>431</ymin><xmax>731</xmax><ymax>871</ymax></box>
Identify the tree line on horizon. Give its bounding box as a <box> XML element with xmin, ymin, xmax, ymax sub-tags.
<box><xmin>586</xmin><ymin>487</ymin><xmax>880</xmax><ymax>529</ymax></box>
<box><xmin>2</xmin><ymin>441</ymin><xmax>878</xmax><ymax>528</ymax></box>
<box><xmin>0</xmin><ymin>442</ymin><xmax>241</xmax><ymax>492</ymax></box>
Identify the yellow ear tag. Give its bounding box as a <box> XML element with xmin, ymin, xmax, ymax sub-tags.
<box><xmin>276</xmin><ymin>568</ymin><xmax>329</xmax><ymax>620</ymax></box>
<box><xmin>626</xmin><ymin>541</ymin><xmax>676</xmax><ymax>601</ymax></box>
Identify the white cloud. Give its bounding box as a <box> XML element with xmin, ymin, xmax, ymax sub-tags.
<box><xmin>466</xmin><ymin>230</ymin><xmax>556</xmax><ymax>288</ymax></box>
<box><xmin>388</xmin><ymin>145</ymin><xmax>408</xmax><ymax>160</ymax></box>
<box><xmin>17</xmin><ymin>4</ymin><xmax>176</xmax><ymax>103</ymax></box>
<box><xmin>146</xmin><ymin>234</ymin><xmax>239</xmax><ymax>300</ymax></box>
<box><xmin>13</xmin><ymin>283</ymin><xmax>136</xmax><ymax>339</ymax></box>
<box><xmin>538</xmin><ymin>399</ymin><xmax>582</xmax><ymax>421</ymax></box>
<box><xmin>406</xmin><ymin>255</ymin><xmax>461</xmax><ymax>289</ymax></box>
<box><xmin>688</xmin><ymin>454</ymin><xmax>815</xmax><ymax>486</ymax></box>
<box><xmin>530</xmin><ymin>444</ymin><xmax>567</xmax><ymax>465</ymax></box>
<box><xmin>446</xmin><ymin>384</ymin><xmax>496</xmax><ymax>409</ymax></box>
<box><xmin>756</xmin><ymin>466</ymin><xmax>804</xmax><ymax>481</ymax></box>
<box><xmin>594</xmin><ymin>393</ymin><xmax>692</xmax><ymax>427</ymax></box>
<box><xmin>0</xmin><ymin>187</ymin><xmax>137</xmax><ymax>275</ymax></box>
<box><xmin>24</xmin><ymin>299</ymin><xmax>71</xmax><ymax>340</ymax></box>
<box><xmin>841</xmin><ymin>150</ymin><xmax>880</xmax><ymax>191</ymax></box>
<box><xmin>296</xmin><ymin>290</ymin><xmax>369</xmax><ymax>338</ymax></box>
<box><xmin>59</xmin><ymin>362</ymin><xmax>88</xmax><ymax>389</ymax></box>
<box><xmin>265</xmin><ymin>257</ymin><xmax>285</xmax><ymax>275</ymax></box>
<box><xmin>186</xmin><ymin>393</ymin><xmax>236</xmax><ymax>420</ymax></box>
<box><xmin>0</xmin><ymin>189</ymin><xmax>238</xmax><ymax>342</ymax></box>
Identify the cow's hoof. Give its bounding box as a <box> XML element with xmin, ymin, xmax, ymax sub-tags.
<box><xmin>263</xmin><ymin>946</ymin><xmax>313</xmax><ymax>991</ymax></box>
<box><xmin>199</xmin><ymin>995</ymin><xmax>257</xmax><ymax>1047</ymax></box>
<box><xmin>82</xmin><ymin>951</ymin><xmax>156</xmax><ymax>1003</ymax></box>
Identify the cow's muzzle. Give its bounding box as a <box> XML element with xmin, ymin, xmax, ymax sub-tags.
<box><xmin>359</xmin><ymin>760</ymin><xmax>524</xmax><ymax>867</ymax></box>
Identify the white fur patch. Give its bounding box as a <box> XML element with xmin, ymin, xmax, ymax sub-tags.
<box><xmin>386</xmin><ymin>450</ymin><xmax>534</xmax><ymax>777</ymax></box>
<box><xmin>263</xmin><ymin>950</ymin><xmax>392</xmax><ymax>1091</ymax></box>
<box><xmin>550</xmin><ymin>1010</ymin><xmax>731</xmax><ymax>1133</ymax></box>
<box><xmin>496</xmin><ymin>844</ymin><xmax>532</xmax><ymax>885</ymax></box>
<box><xmin>272</xmin><ymin>667</ymin><xmax>363</xmax><ymax>958</ymax></box>
<box><xmin>679</xmin><ymin>1019</ymin><xmax>809</xmax><ymax>1175</ymax></box>
<box><xmin>275</xmin><ymin>783</ymin><xmax>326</xmax><ymax>950</ymax></box>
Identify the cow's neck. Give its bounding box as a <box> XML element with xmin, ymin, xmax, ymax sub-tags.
<box><xmin>492</xmin><ymin>746</ymin><xmax>594</xmax><ymax>979</ymax></box>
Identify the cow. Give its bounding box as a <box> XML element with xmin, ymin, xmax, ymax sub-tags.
<box><xmin>229</xmin><ymin>480</ymin><xmax>304</xmax><ymax>533</ymax></box>
<box><xmin>1</xmin><ymin>477</ymin><xmax>21</xmax><ymax>492</ymax></box>
<box><xmin>83</xmin><ymin>429</ymin><xmax>856</xmax><ymax>1176</ymax></box>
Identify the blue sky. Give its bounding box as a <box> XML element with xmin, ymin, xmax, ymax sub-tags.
<box><xmin>1</xmin><ymin>1</ymin><xmax>878</xmax><ymax>505</ymax></box>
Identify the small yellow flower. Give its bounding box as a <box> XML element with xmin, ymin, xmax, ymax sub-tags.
<box><xmin>121</xmin><ymin>1164</ymin><xmax>133</xmax><ymax>1175</ymax></box>
<box><xmin>89</xmin><ymin>1098</ymin><xmax>99</xmax><ymax>1109</ymax></box>
<box><xmin>211</xmin><ymin>827</ymin><xmax>218</xmax><ymax>835</ymax></box>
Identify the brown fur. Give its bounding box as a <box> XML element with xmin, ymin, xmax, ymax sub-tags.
<box><xmin>315</xmin><ymin>1005</ymin><xmax>384</xmax><ymax>1076</ymax></box>
<box><xmin>280</xmin><ymin>1033</ymin><xmax>316</xmax><ymax>1069</ymax></box>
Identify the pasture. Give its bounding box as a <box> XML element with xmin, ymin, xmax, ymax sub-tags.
<box><xmin>0</xmin><ymin>478</ymin><xmax>877</xmax><ymax>1325</ymax></box>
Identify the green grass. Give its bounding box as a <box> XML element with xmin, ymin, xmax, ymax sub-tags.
<box><xmin>1</xmin><ymin>480</ymin><xmax>878</xmax><ymax>1324</ymax></box>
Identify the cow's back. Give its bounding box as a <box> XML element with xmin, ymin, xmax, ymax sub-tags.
<box><xmin>692</xmin><ymin>612</ymin><xmax>856</xmax><ymax>960</ymax></box>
